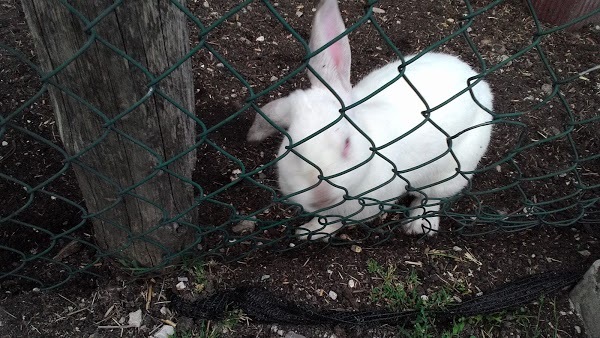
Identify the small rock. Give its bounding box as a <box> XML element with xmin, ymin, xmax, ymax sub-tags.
<box><xmin>285</xmin><ymin>332</ymin><xmax>307</xmax><ymax>338</ymax></box>
<box><xmin>128</xmin><ymin>309</ymin><xmax>143</xmax><ymax>328</ymax></box>
<box><xmin>296</xmin><ymin>11</ymin><xmax>303</xmax><ymax>17</ymax></box>
<box><xmin>372</xmin><ymin>7</ymin><xmax>385</xmax><ymax>14</ymax></box>
<box><xmin>348</xmin><ymin>280</ymin><xmax>356</xmax><ymax>288</ymax></box>
<box><xmin>176</xmin><ymin>281</ymin><xmax>186</xmax><ymax>290</ymax></box>
<box><xmin>350</xmin><ymin>245</ymin><xmax>362</xmax><ymax>253</ymax></box>
<box><xmin>328</xmin><ymin>291</ymin><xmax>338</xmax><ymax>300</ymax></box>
<box><xmin>177</xmin><ymin>277</ymin><xmax>189</xmax><ymax>282</ymax></box>
<box><xmin>256</xmin><ymin>36</ymin><xmax>265</xmax><ymax>42</ymax></box>
<box><xmin>153</xmin><ymin>325</ymin><xmax>175</xmax><ymax>338</ymax></box>
<box><xmin>447</xmin><ymin>18</ymin><xmax>455</xmax><ymax>23</ymax></box>
<box><xmin>261</xmin><ymin>274</ymin><xmax>271</xmax><ymax>281</ymax></box>
<box><xmin>420</xmin><ymin>295</ymin><xmax>429</xmax><ymax>302</ymax></box>
<box><xmin>574</xmin><ymin>325</ymin><xmax>581</xmax><ymax>334</ymax></box>
<box><xmin>232</xmin><ymin>220</ymin><xmax>256</xmax><ymax>234</ymax></box>
<box><xmin>277</xmin><ymin>329</ymin><xmax>285</xmax><ymax>336</ymax></box>
<box><xmin>578</xmin><ymin>250</ymin><xmax>590</xmax><ymax>257</ymax></box>
<box><xmin>541</xmin><ymin>83</ymin><xmax>553</xmax><ymax>95</ymax></box>
<box><xmin>570</xmin><ymin>260</ymin><xmax>600</xmax><ymax>336</ymax></box>
<box><xmin>1</xmin><ymin>141</ymin><xmax>7</xmax><ymax>146</ymax></box>
<box><xmin>159</xmin><ymin>306</ymin><xmax>171</xmax><ymax>316</ymax></box>
<box><xmin>202</xmin><ymin>1</ymin><xmax>209</xmax><ymax>8</ymax></box>
<box><xmin>270</xmin><ymin>75</ymin><xmax>279</xmax><ymax>82</ymax></box>
<box><xmin>452</xmin><ymin>246</ymin><xmax>462</xmax><ymax>252</ymax></box>
<box><xmin>271</xmin><ymin>325</ymin><xmax>279</xmax><ymax>333</ymax></box>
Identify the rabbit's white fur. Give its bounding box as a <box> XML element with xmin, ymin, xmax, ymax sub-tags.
<box><xmin>247</xmin><ymin>0</ymin><xmax>493</xmax><ymax>240</ymax></box>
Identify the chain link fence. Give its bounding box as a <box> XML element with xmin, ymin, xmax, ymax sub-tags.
<box><xmin>1</xmin><ymin>0</ymin><xmax>599</xmax><ymax>289</ymax></box>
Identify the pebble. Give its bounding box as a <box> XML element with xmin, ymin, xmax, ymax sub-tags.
<box><xmin>328</xmin><ymin>290</ymin><xmax>338</xmax><ymax>300</ymax></box>
<box><xmin>1</xmin><ymin>141</ymin><xmax>7</xmax><ymax>146</ymax></box>
<box><xmin>285</xmin><ymin>332</ymin><xmax>307</xmax><ymax>338</ymax></box>
<box><xmin>175</xmin><ymin>281</ymin><xmax>186</xmax><ymax>290</ymax></box>
<box><xmin>350</xmin><ymin>245</ymin><xmax>362</xmax><ymax>253</ymax></box>
<box><xmin>270</xmin><ymin>75</ymin><xmax>278</xmax><ymax>82</ymax></box>
<box><xmin>159</xmin><ymin>306</ymin><xmax>171</xmax><ymax>316</ymax></box>
<box><xmin>261</xmin><ymin>274</ymin><xmax>271</xmax><ymax>281</ymax></box>
<box><xmin>128</xmin><ymin>309</ymin><xmax>143</xmax><ymax>328</ymax></box>
<box><xmin>348</xmin><ymin>279</ymin><xmax>356</xmax><ymax>288</ymax></box>
<box><xmin>574</xmin><ymin>325</ymin><xmax>581</xmax><ymax>334</ymax></box>
<box><xmin>499</xmin><ymin>54</ymin><xmax>512</xmax><ymax>66</ymax></box>
<box><xmin>278</xmin><ymin>329</ymin><xmax>285</xmax><ymax>336</ymax></box>
<box><xmin>152</xmin><ymin>325</ymin><xmax>175</xmax><ymax>338</ymax></box>
<box><xmin>232</xmin><ymin>220</ymin><xmax>256</xmax><ymax>234</ymax></box>
<box><xmin>256</xmin><ymin>36</ymin><xmax>265</xmax><ymax>42</ymax></box>
<box><xmin>452</xmin><ymin>246</ymin><xmax>462</xmax><ymax>252</ymax></box>
<box><xmin>541</xmin><ymin>83</ymin><xmax>553</xmax><ymax>95</ymax></box>
<box><xmin>578</xmin><ymin>250</ymin><xmax>591</xmax><ymax>257</ymax></box>
<box><xmin>177</xmin><ymin>277</ymin><xmax>188</xmax><ymax>282</ymax></box>
<box><xmin>372</xmin><ymin>7</ymin><xmax>385</xmax><ymax>14</ymax></box>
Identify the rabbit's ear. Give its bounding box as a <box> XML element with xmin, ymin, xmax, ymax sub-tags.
<box><xmin>247</xmin><ymin>96</ymin><xmax>294</xmax><ymax>141</ymax></box>
<box><xmin>307</xmin><ymin>0</ymin><xmax>351</xmax><ymax>95</ymax></box>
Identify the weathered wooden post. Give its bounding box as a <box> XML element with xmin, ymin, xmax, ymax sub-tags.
<box><xmin>530</xmin><ymin>0</ymin><xmax>600</xmax><ymax>30</ymax></box>
<box><xmin>20</xmin><ymin>1</ymin><xmax>197</xmax><ymax>267</ymax></box>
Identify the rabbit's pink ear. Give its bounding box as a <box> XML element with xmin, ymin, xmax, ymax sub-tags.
<box><xmin>307</xmin><ymin>0</ymin><xmax>352</xmax><ymax>96</ymax></box>
<box><xmin>247</xmin><ymin>96</ymin><xmax>294</xmax><ymax>141</ymax></box>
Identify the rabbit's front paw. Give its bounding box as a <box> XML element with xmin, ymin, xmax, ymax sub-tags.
<box><xmin>295</xmin><ymin>219</ymin><xmax>332</xmax><ymax>241</ymax></box>
<box><xmin>403</xmin><ymin>216</ymin><xmax>439</xmax><ymax>236</ymax></box>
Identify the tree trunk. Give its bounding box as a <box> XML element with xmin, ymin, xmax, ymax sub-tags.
<box><xmin>20</xmin><ymin>0</ymin><xmax>197</xmax><ymax>267</ymax></box>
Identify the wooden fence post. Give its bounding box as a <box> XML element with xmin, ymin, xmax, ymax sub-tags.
<box><xmin>20</xmin><ymin>0</ymin><xmax>197</xmax><ymax>267</ymax></box>
<box><xmin>530</xmin><ymin>0</ymin><xmax>600</xmax><ymax>30</ymax></box>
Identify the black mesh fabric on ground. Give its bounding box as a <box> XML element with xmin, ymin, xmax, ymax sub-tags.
<box><xmin>170</xmin><ymin>267</ymin><xmax>587</xmax><ymax>325</ymax></box>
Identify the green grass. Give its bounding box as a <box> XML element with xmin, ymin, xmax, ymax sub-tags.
<box><xmin>367</xmin><ymin>258</ymin><xmax>464</xmax><ymax>337</ymax></box>
<box><xmin>174</xmin><ymin>259</ymin><xmax>245</xmax><ymax>337</ymax></box>
<box><xmin>170</xmin><ymin>310</ymin><xmax>244</xmax><ymax>338</ymax></box>
<box><xmin>365</xmin><ymin>258</ymin><xmax>563</xmax><ymax>338</ymax></box>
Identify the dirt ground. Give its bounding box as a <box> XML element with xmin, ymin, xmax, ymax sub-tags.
<box><xmin>1</xmin><ymin>0</ymin><xmax>599</xmax><ymax>337</ymax></box>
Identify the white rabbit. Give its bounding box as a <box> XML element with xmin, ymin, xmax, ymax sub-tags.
<box><xmin>247</xmin><ymin>0</ymin><xmax>493</xmax><ymax>240</ymax></box>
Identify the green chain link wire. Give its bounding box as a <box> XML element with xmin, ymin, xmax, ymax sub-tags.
<box><xmin>0</xmin><ymin>0</ymin><xmax>598</xmax><ymax>289</ymax></box>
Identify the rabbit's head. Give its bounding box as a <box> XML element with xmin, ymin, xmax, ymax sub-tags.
<box><xmin>247</xmin><ymin>0</ymin><xmax>371</xmax><ymax>211</ymax></box>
